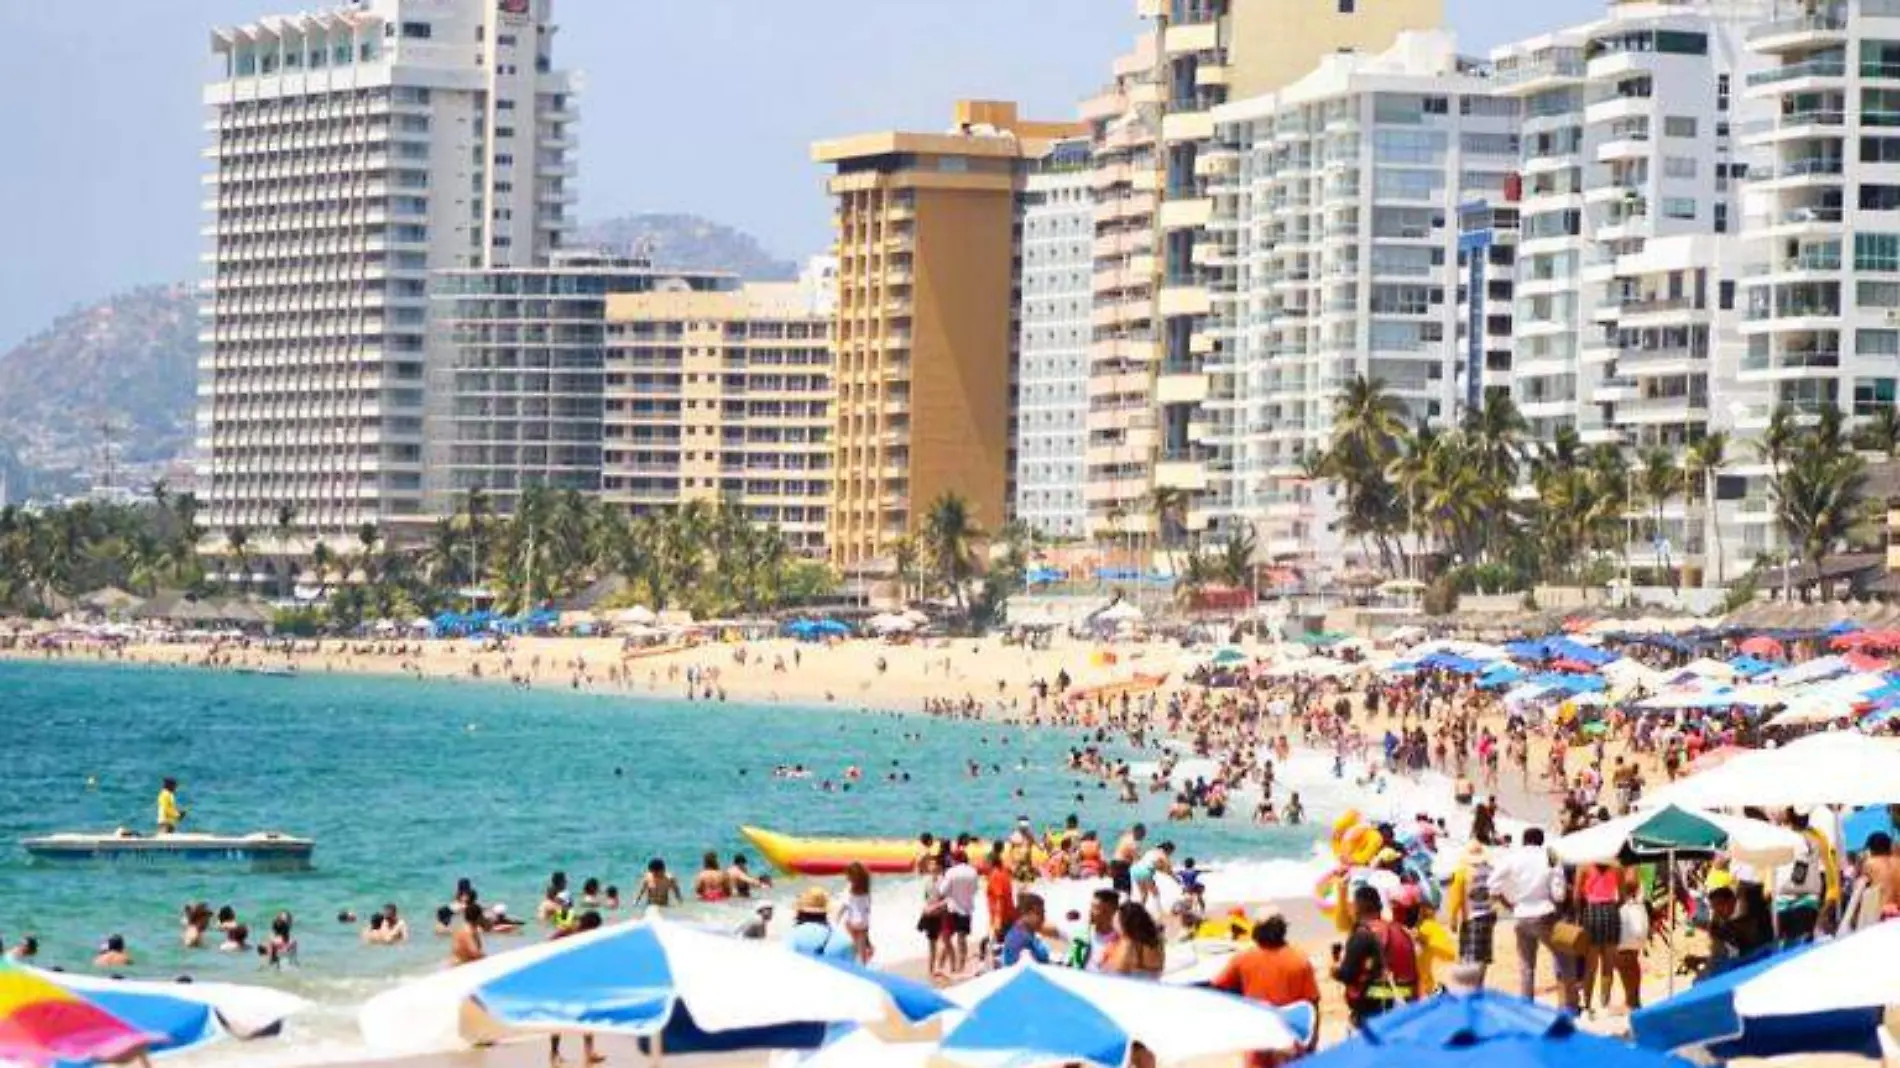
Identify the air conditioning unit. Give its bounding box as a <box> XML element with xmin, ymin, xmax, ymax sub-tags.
<box><xmin>1886</xmin><ymin>310</ymin><xmax>1900</xmax><ymax>324</ymax></box>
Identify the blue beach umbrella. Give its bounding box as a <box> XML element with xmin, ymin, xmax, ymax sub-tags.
<box><xmin>361</xmin><ymin>917</ymin><xmax>926</xmax><ymax>1059</ymax></box>
<box><xmin>938</xmin><ymin>963</ymin><xmax>1303</xmax><ymax>1068</ymax></box>
<box><xmin>1843</xmin><ymin>805</ymin><xmax>1900</xmax><ymax>851</ymax></box>
<box><xmin>1305</xmin><ymin>991</ymin><xmax>1698</xmax><ymax>1068</ymax></box>
<box><xmin>1630</xmin><ymin>934</ymin><xmax>1887</xmax><ymax>1060</ymax></box>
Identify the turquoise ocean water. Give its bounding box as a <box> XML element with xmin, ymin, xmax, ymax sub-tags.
<box><xmin>0</xmin><ymin>660</ymin><xmax>1324</xmax><ymax>1061</ymax></box>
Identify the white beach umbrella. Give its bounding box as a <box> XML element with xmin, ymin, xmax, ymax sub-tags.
<box><xmin>1645</xmin><ymin>732</ymin><xmax>1900</xmax><ymax>810</ymax></box>
<box><xmin>359</xmin><ymin>917</ymin><xmax>924</xmax><ymax>1057</ymax></box>
<box><xmin>1097</xmin><ymin>602</ymin><xmax>1143</xmax><ymax>623</ymax></box>
<box><xmin>1731</xmin><ymin>920</ymin><xmax>1900</xmax><ymax>1019</ymax></box>
<box><xmin>1551</xmin><ymin>805</ymin><xmax>1804</xmax><ymax>867</ymax></box>
<box><xmin>613</xmin><ymin>605</ymin><xmax>658</xmax><ymax>625</ymax></box>
<box><xmin>772</xmin><ymin>1026</ymin><xmax>940</xmax><ymax>1068</ymax></box>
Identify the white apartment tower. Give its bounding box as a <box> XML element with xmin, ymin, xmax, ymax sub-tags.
<box><xmin>1742</xmin><ymin>1</ymin><xmax>1900</xmax><ymax>432</ymax></box>
<box><xmin>1204</xmin><ymin>32</ymin><xmax>1522</xmax><ymax>565</ymax></box>
<box><xmin>1014</xmin><ymin>138</ymin><xmax>1096</xmax><ymax>541</ymax></box>
<box><xmin>198</xmin><ymin>0</ymin><xmax>575</xmax><ymax>547</ymax></box>
<box><xmin>1493</xmin><ymin>0</ymin><xmax>1771</xmax><ymax>582</ymax></box>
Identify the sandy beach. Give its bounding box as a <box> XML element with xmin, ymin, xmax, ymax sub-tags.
<box><xmin>2</xmin><ymin>625</ymin><xmax>1722</xmax><ymax>1068</ymax></box>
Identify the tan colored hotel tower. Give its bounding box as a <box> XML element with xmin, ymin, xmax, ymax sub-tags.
<box><xmin>814</xmin><ymin>101</ymin><xmax>1084</xmax><ymax>571</ymax></box>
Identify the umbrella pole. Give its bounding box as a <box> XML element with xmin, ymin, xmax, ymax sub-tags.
<box><xmin>1666</xmin><ymin>849</ymin><xmax>1677</xmax><ymax>998</ymax></box>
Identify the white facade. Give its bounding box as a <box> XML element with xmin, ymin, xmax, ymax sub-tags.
<box><xmin>1014</xmin><ymin>142</ymin><xmax>1095</xmax><ymax>541</ymax></box>
<box><xmin>197</xmin><ymin>0</ymin><xmax>575</xmax><ymax>545</ymax></box>
<box><xmin>1204</xmin><ymin>31</ymin><xmax>1521</xmax><ymax>565</ymax></box>
<box><xmin>1493</xmin><ymin>0</ymin><xmax>1772</xmax><ymax>581</ymax></box>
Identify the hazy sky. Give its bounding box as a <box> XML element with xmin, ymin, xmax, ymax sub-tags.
<box><xmin>0</xmin><ymin>0</ymin><xmax>1601</xmax><ymax>349</ymax></box>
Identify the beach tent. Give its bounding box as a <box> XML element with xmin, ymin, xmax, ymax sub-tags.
<box><xmin>1631</xmin><ymin>924</ymin><xmax>1899</xmax><ymax>1060</ymax></box>
<box><xmin>1297</xmin><ymin>990</ymin><xmax>1698</xmax><ymax>1068</ymax></box>
<box><xmin>1724</xmin><ymin>655</ymin><xmax>1776</xmax><ymax>678</ymax></box>
<box><xmin>1210</xmin><ymin>647</ymin><xmax>1248</xmax><ymax>666</ymax></box>
<box><xmin>1738</xmin><ymin>635</ymin><xmax>1786</xmax><ymax>659</ymax></box>
<box><xmin>937</xmin><ymin>963</ymin><xmax>1305</xmax><ymax>1068</ymax></box>
<box><xmin>409</xmin><ymin>617</ymin><xmax>435</xmax><ymax>633</ymax></box>
<box><xmin>1672</xmin><ymin>658</ymin><xmax>1737</xmax><ymax>682</ymax></box>
<box><xmin>1765</xmin><ymin>654</ymin><xmax>1851</xmax><ymax>687</ymax></box>
<box><xmin>1543</xmin><ymin>637</ymin><xmax>1615</xmax><ymax>667</ymax></box>
<box><xmin>1525</xmin><ymin>672</ymin><xmax>1606</xmax><ymax>694</ymax></box>
<box><xmin>613</xmin><ymin>605</ymin><xmax>658</xmax><ymax>625</ymax></box>
<box><xmin>359</xmin><ymin>917</ymin><xmax>942</xmax><ymax>1058</ymax></box>
<box><xmin>1504</xmin><ymin>639</ymin><xmax>1548</xmax><ymax>660</ymax></box>
<box><xmin>1477</xmin><ymin>663</ymin><xmax>1527</xmax><ymax>689</ymax></box>
<box><xmin>1644</xmin><ymin>732</ymin><xmax>1900</xmax><ymax>809</ymax></box>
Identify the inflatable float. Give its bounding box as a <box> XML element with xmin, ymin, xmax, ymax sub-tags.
<box><xmin>740</xmin><ymin>825</ymin><xmax>921</xmax><ymax>877</ymax></box>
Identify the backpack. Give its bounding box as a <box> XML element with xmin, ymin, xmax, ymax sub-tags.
<box><xmin>1373</xmin><ymin>920</ymin><xmax>1420</xmax><ymax>990</ymax></box>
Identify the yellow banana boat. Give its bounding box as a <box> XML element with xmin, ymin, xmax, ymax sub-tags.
<box><xmin>740</xmin><ymin>825</ymin><xmax>923</xmax><ymax>877</ymax></box>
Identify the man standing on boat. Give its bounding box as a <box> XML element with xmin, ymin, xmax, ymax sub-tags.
<box><xmin>156</xmin><ymin>778</ymin><xmax>185</xmax><ymax>835</ymax></box>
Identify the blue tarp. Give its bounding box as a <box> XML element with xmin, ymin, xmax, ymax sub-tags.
<box><xmin>1418</xmin><ymin>652</ymin><xmax>1486</xmax><ymax>674</ymax></box>
<box><xmin>1504</xmin><ymin>640</ymin><xmax>1548</xmax><ymax>661</ymax></box>
<box><xmin>1304</xmin><ymin>991</ymin><xmax>1698</xmax><ymax>1068</ymax></box>
<box><xmin>1544</xmin><ymin>638</ymin><xmax>1615</xmax><ymax>667</ymax></box>
<box><xmin>1478</xmin><ymin>663</ymin><xmax>1528</xmax><ymax>690</ymax></box>
<box><xmin>1612</xmin><ymin>633</ymin><xmax>1697</xmax><ymax>655</ymax></box>
<box><xmin>1630</xmin><ymin>943</ymin><xmax>1883</xmax><ymax>1059</ymax></box>
<box><xmin>1526</xmin><ymin>672</ymin><xmax>1607</xmax><ymax>694</ymax></box>
<box><xmin>1026</xmin><ymin>567</ymin><xmax>1067</xmax><ymax>586</ymax></box>
<box><xmin>1727</xmin><ymin>656</ymin><xmax>1777</xmax><ymax>678</ymax></box>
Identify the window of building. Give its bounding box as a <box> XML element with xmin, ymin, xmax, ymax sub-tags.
<box><xmin>1664</xmin><ymin>116</ymin><xmax>1697</xmax><ymax>138</ymax></box>
<box><xmin>1865</xmin><ymin>184</ymin><xmax>1900</xmax><ymax>211</ymax></box>
<box><xmin>1866</xmin><ymin>136</ymin><xmax>1900</xmax><ymax>163</ymax></box>
<box><xmin>1664</xmin><ymin>156</ymin><xmax>1697</xmax><ymax>179</ymax></box>
<box><xmin>1339</xmin><ymin>0</ymin><xmax>1354</xmax><ymax>10</ymax></box>
<box><xmin>1858</xmin><ymin>232</ymin><xmax>1900</xmax><ymax>271</ymax></box>
<box><xmin>1859</xmin><ymin>331</ymin><xmax>1900</xmax><ymax>356</ymax></box>
<box><xmin>401</xmin><ymin>21</ymin><xmax>432</xmax><ymax>39</ymax></box>
<box><xmin>1855</xmin><ymin>377</ymin><xmax>1898</xmax><ymax>415</ymax></box>
<box><xmin>1662</xmin><ymin>197</ymin><xmax>1697</xmax><ymax>220</ymax></box>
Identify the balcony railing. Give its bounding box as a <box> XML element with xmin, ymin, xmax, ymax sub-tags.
<box><xmin>1746</xmin><ymin>12</ymin><xmax>1847</xmax><ymax>41</ymax></box>
<box><xmin>1745</xmin><ymin>56</ymin><xmax>1847</xmax><ymax>87</ymax></box>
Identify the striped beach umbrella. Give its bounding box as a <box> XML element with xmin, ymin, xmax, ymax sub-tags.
<box><xmin>0</xmin><ymin>962</ymin><xmax>159</xmax><ymax>1066</ymax></box>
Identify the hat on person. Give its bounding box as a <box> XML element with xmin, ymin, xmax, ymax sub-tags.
<box><xmin>756</xmin><ymin>901</ymin><xmax>775</xmax><ymax>915</ymax></box>
<box><xmin>1250</xmin><ymin>905</ymin><xmax>1284</xmax><ymax>926</ymax></box>
<box><xmin>795</xmin><ymin>887</ymin><xmax>831</xmax><ymax>914</ymax></box>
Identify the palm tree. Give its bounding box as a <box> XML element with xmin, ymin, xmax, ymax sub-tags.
<box><xmin>1217</xmin><ymin>526</ymin><xmax>1259</xmax><ymax>589</ymax></box>
<box><xmin>1326</xmin><ymin>375</ymin><xmax>1408</xmax><ymax>572</ymax></box>
<box><xmin>923</xmin><ymin>493</ymin><xmax>982</xmax><ymax>618</ymax></box>
<box><xmin>888</xmin><ymin>534</ymin><xmax>920</xmax><ymax>604</ymax></box>
<box><xmin>355</xmin><ymin>523</ymin><xmax>381</xmax><ymax>588</ymax></box>
<box><xmin>1637</xmin><ymin>447</ymin><xmax>1683</xmax><ymax>589</ymax></box>
<box><xmin>1685</xmin><ymin>432</ymin><xmax>1729</xmax><ymax>587</ymax></box>
<box><xmin>274</xmin><ymin>504</ymin><xmax>298</xmax><ymax>599</ymax></box>
<box><xmin>422</xmin><ymin>517</ymin><xmax>463</xmax><ymax>589</ymax></box>
<box><xmin>1771</xmin><ymin>407</ymin><xmax>1870</xmax><ymax>600</ymax></box>
<box><xmin>310</xmin><ymin>542</ymin><xmax>337</xmax><ymax>602</ymax></box>
<box><xmin>1147</xmin><ymin>485</ymin><xmax>1190</xmax><ymax>576</ymax></box>
<box><xmin>1856</xmin><ymin>405</ymin><xmax>1900</xmax><ymax>458</ymax></box>
<box><xmin>225</xmin><ymin>526</ymin><xmax>252</xmax><ymax>592</ymax></box>
<box><xmin>1384</xmin><ymin>422</ymin><xmax>1436</xmax><ymax>578</ymax></box>
<box><xmin>1757</xmin><ymin>404</ymin><xmax>1801</xmax><ymax>599</ymax></box>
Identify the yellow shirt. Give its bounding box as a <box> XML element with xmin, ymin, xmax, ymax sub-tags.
<box><xmin>157</xmin><ymin>789</ymin><xmax>181</xmax><ymax>828</ymax></box>
<box><xmin>1414</xmin><ymin>917</ymin><xmax>1457</xmax><ymax>996</ymax></box>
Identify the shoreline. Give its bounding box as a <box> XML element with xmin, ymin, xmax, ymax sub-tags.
<box><xmin>3</xmin><ymin>634</ymin><xmax>1621</xmax><ymax>1068</ymax></box>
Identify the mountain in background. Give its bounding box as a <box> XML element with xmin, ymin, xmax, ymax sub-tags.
<box><xmin>0</xmin><ymin>282</ymin><xmax>198</xmax><ymax>494</ymax></box>
<box><xmin>577</xmin><ymin>213</ymin><xmax>800</xmax><ymax>281</ymax></box>
<box><xmin>0</xmin><ymin>216</ymin><xmax>798</xmax><ymax>495</ymax></box>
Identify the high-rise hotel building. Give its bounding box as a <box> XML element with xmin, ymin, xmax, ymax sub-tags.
<box><xmin>601</xmin><ymin>269</ymin><xmax>838</xmax><ymax>556</ymax></box>
<box><xmin>198</xmin><ymin>0</ymin><xmax>574</xmax><ymax>547</ymax></box>
<box><xmin>1081</xmin><ymin>0</ymin><xmax>1444</xmax><ymax>548</ymax></box>
<box><xmin>1015</xmin><ymin>138</ymin><xmax>1097</xmax><ymax>541</ymax></box>
<box><xmin>813</xmin><ymin>101</ymin><xmax>1083</xmax><ymax>571</ymax></box>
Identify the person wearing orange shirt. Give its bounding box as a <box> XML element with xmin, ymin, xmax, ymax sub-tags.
<box><xmin>1212</xmin><ymin>910</ymin><xmax>1321</xmax><ymax>1066</ymax></box>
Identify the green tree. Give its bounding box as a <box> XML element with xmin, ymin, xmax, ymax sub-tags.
<box><xmin>923</xmin><ymin>493</ymin><xmax>982</xmax><ymax>619</ymax></box>
<box><xmin>1685</xmin><ymin>432</ymin><xmax>1729</xmax><ymax>587</ymax></box>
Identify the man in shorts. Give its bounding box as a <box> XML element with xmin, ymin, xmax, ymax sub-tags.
<box><xmin>938</xmin><ymin>849</ymin><xmax>980</xmax><ymax>974</ymax></box>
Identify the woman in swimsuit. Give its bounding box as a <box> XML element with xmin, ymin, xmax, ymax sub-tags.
<box><xmin>694</xmin><ymin>852</ymin><xmax>731</xmax><ymax>902</ymax></box>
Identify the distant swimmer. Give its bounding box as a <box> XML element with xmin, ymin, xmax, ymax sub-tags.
<box><xmin>157</xmin><ymin>777</ymin><xmax>185</xmax><ymax>834</ymax></box>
